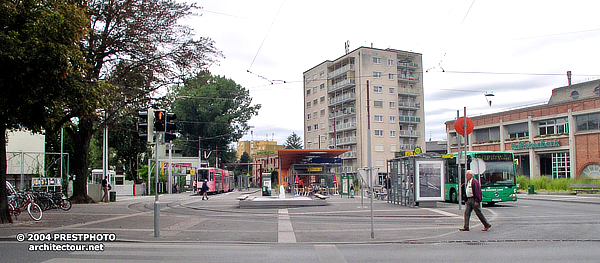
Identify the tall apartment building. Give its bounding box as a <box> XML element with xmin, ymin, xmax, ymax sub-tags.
<box><xmin>303</xmin><ymin>47</ymin><xmax>425</xmax><ymax>177</ymax></box>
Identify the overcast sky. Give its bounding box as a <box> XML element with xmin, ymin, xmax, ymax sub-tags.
<box><xmin>187</xmin><ymin>0</ymin><xmax>600</xmax><ymax>145</ymax></box>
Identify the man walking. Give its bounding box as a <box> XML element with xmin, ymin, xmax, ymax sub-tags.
<box><xmin>201</xmin><ymin>179</ymin><xmax>209</xmax><ymax>200</ymax></box>
<box><xmin>459</xmin><ymin>170</ymin><xmax>492</xmax><ymax>231</ymax></box>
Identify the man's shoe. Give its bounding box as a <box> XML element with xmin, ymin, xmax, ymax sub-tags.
<box><xmin>459</xmin><ymin>227</ymin><xmax>469</xmax><ymax>231</ymax></box>
<box><xmin>482</xmin><ymin>225</ymin><xmax>492</xmax><ymax>231</ymax></box>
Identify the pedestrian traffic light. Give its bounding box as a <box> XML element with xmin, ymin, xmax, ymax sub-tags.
<box><xmin>138</xmin><ymin>109</ymin><xmax>154</xmax><ymax>143</ymax></box>
<box><xmin>165</xmin><ymin>112</ymin><xmax>177</xmax><ymax>142</ymax></box>
<box><xmin>154</xmin><ymin>110</ymin><xmax>166</xmax><ymax>132</ymax></box>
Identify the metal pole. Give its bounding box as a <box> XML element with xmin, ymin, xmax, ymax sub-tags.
<box><xmin>147</xmin><ymin>158</ymin><xmax>151</xmax><ymax>196</ymax></box>
<box><xmin>464</xmin><ymin>107</ymin><xmax>468</xmax><ymax>190</ymax></box>
<box><xmin>154</xmin><ymin>135</ymin><xmax>160</xmax><ymax>237</ymax></box>
<box><xmin>366</xmin><ymin>80</ymin><xmax>374</xmax><ymax>239</ymax></box>
<box><xmin>457</xmin><ymin>110</ymin><xmax>462</xmax><ymax>211</ymax></box>
<box><xmin>168</xmin><ymin>142</ymin><xmax>173</xmax><ymax>194</ymax></box>
<box><xmin>60</xmin><ymin>127</ymin><xmax>64</xmax><ymax>194</ymax></box>
<box><xmin>20</xmin><ymin>150</ymin><xmax>24</xmax><ymax>190</ymax></box>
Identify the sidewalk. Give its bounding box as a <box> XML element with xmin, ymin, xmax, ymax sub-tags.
<box><xmin>518</xmin><ymin>192</ymin><xmax>600</xmax><ymax>205</ymax></box>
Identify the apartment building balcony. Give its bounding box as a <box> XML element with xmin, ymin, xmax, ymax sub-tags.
<box><xmin>328</xmin><ymin>92</ymin><xmax>356</xmax><ymax>106</ymax></box>
<box><xmin>328</xmin><ymin>107</ymin><xmax>356</xmax><ymax>119</ymax></box>
<box><xmin>327</xmin><ymin>64</ymin><xmax>355</xmax><ymax>79</ymax></box>
<box><xmin>329</xmin><ymin>122</ymin><xmax>357</xmax><ymax>132</ymax></box>
<box><xmin>340</xmin><ymin>151</ymin><xmax>357</xmax><ymax>159</ymax></box>
<box><xmin>342</xmin><ymin>166</ymin><xmax>356</xmax><ymax>173</ymax></box>
<box><xmin>397</xmin><ymin>87</ymin><xmax>420</xmax><ymax>96</ymax></box>
<box><xmin>399</xmin><ymin>144</ymin><xmax>416</xmax><ymax>150</ymax></box>
<box><xmin>397</xmin><ymin>101</ymin><xmax>421</xmax><ymax>110</ymax></box>
<box><xmin>397</xmin><ymin>62</ymin><xmax>419</xmax><ymax>69</ymax></box>
<box><xmin>398</xmin><ymin>75</ymin><xmax>420</xmax><ymax>83</ymax></box>
<box><xmin>328</xmin><ymin>137</ymin><xmax>357</xmax><ymax>147</ymax></box>
<box><xmin>398</xmin><ymin>116</ymin><xmax>421</xmax><ymax>123</ymax></box>
<box><xmin>398</xmin><ymin>130</ymin><xmax>421</xmax><ymax>137</ymax></box>
<box><xmin>328</xmin><ymin>78</ymin><xmax>356</xmax><ymax>93</ymax></box>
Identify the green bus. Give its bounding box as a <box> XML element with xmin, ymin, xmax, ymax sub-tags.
<box><xmin>444</xmin><ymin>151</ymin><xmax>518</xmax><ymax>205</ymax></box>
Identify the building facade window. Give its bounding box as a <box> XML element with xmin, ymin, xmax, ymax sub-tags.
<box><xmin>320</xmin><ymin>109</ymin><xmax>325</xmax><ymax>117</ymax></box>
<box><xmin>306</xmin><ymin>89</ymin><xmax>311</xmax><ymax>95</ymax></box>
<box><xmin>320</xmin><ymin>83</ymin><xmax>325</xmax><ymax>90</ymax></box>
<box><xmin>474</xmin><ymin>127</ymin><xmax>500</xmax><ymax>142</ymax></box>
<box><xmin>313</xmin><ymin>86</ymin><xmax>317</xmax><ymax>94</ymax></box>
<box><xmin>506</xmin><ymin>123</ymin><xmax>528</xmax><ymax>139</ymax></box>
<box><xmin>373</xmin><ymin>57</ymin><xmax>381</xmax><ymax>64</ymax></box>
<box><xmin>389</xmin><ymin>73</ymin><xmax>394</xmax><ymax>80</ymax></box>
<box><xmin>374</xmin><ymin>114</ymin><xmax>383</xmax><ymax>122</ymax></box>
<box><xmin>373</xmin><ymin>71</ymin><xmax>382</xmax><ymax>78</ymax></box>
<box><xmin>374</xmin><ymin>100</ymin><xmax>383</xmax><ymax>108</ymax></box>
<box><xmin>313</xmin><ymin>99</ymin><xmax>318</xmax><ymax>105</ymax></box>
<box><xmin>307</xmin><ymin>113</ymin><xmax>311</xmax><ymax>120</ymax></box>
<box><xmin>388</xmin><ymin>58</ymin><xmax>394</xmax><ymax>66</ymax></box>
<box><xmin>389</xmin><ymin>87</ymin><xmax>395</xmax><ymax>94</ymax></box>
<box><xmin>389</xmin><ymin>101</ymin><xmax>396</xmax><ymax>108</ymax></box>
<box><xmin>390</xmin><ymin>130</ymin><xmax>396</xmax><ymax>137</ymax></box>
<box><xmin>577</xmin><ymin>112</ymin><xmax>600</xmax><ymax>132</ymax></box>
<box><xmin>307</xmin><ymin>126</ymin><xmax>311</xmax><ymax>131</ymax></box>
<box><xmin>307</xmin><ymin>101</ymin><xmax>311</xmax><ymax>108</ymax></box>
<box><xmin>374</xmin><ymin>129</ymin><xmax>384</xmax><ymax>137</ymax></box>
<box><xmin>320</xmin><ymin>96</ymin><xmax>325</xmax><ymax>104</ymax></box>
<box><xmin>539</xmin><ymin>118</ymin><xmax>568</xmax><ymax>135</ymax></box>
<box><xmin>571</xmin><ymin>91</ymin><xmax>580</xmax><ymax>100</ymax></box>
<box><xmin>390</xmin><ymin>115</ymin><xmax>396</xmax><ymax>123</ymax></box>
<box><xmin>314</xmin><ymin>124</ymin><xmax>318</xmax><ymax>130</ymax></box>
<box><xmin>595</xmin><ymin>86</ymin><xmax>600</xmax><ymax>96</ymax></box>
<box><xmin>374</xmin><ymin>85</ymin><xmax>383</xmax><ymax>93</ymax></box>
<box><xmin>375</xmin><ymin>144</ymin><xmax>384</xmax><ymax>152</ymax></box>
<box><xmin>552</xmin><ymin>152</ymin><xmax>570</xmax><ymax>179</ymax></box>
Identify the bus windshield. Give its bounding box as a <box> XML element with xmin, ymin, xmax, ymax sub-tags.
<box><xmin>479</xmin><ymin>161</ymin><xmax>516</xmax><ymax>187</ymax></box>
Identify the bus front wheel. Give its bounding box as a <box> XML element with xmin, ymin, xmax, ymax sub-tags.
<box><xmin>450</xmin><ymin>190</ymin><xmax>458</xmax><ymax>203</ymax></box>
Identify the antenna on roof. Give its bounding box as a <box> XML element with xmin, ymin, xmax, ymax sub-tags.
<box><xmin>345</xmin><ymin>40</ymin><xmax>350</xmax><ymax>54</ymax></box>
<box><xmin>485</xmin><ymin>92</ymin><xmax>495</xmax><ymax>107</ymax></box>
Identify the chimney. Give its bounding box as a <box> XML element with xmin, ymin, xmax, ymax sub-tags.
<box><xmin>567</xmin><ymin>71</ymin><xmax>572</xmax><ymax>86</ymax></box>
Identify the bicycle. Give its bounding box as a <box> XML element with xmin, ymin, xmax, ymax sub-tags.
<box><xmin>8</xmin><ymin>191</ymin><xmax>43</xmax><ymax>221</ymax></box>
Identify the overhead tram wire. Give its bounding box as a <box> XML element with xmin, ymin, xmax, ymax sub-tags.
<box><xmin>247</xmin><ymin>1</ymin><xmax>285</xmax><ymax>73</ymax></box>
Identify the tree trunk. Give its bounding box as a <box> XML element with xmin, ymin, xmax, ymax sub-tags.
<box><xmin>70</xmin><ymin>117</ymin><xmax>95</xmax><ymax>203</ymax></box>
<box><xmin>0</xmin><ymin>117</ymin><xmax>13</xmax><ymax>223</ymax></box>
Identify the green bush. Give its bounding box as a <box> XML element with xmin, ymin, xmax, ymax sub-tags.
<box><xmin>517</xmin><ymin>175</ymin><xmax>600</xmax><ymax>192</ymax></box>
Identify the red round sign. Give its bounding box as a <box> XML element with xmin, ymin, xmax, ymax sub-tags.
<box><xmin>454</xmin><ymin>117</ymin><xmax>474</xmax><ymax>135</ymax></box>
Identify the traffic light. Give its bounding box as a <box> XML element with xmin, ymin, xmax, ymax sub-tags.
<box><xmin>154</xmin><ymin>110</ymin><xmax>166</xmax><ymax>132</ymax></box>
<box><xmin>138</xmin><ymin>109</ymin><xmax>154</xmax><ymax>143</ymax></box>
<box><xmin>165</xmin><ymin>112</ymin><xmax>177</xmax><ymax>142</ymax></box>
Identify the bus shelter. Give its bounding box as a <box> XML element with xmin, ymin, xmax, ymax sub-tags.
<box><xmin>387</xmin><ymin>153</ymin><xmax>446</xmax><ymax>207</ymax></box>
<box><xmin>278</xmin><ymin>149</ymin><xmax>347</xmax><ymax>196</ymax></box>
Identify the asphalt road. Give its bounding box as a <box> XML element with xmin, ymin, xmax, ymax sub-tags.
<box><xmin>1</xmin><ymin>191</ymin><xmax>600</xmax><ymax>262</ymax></box>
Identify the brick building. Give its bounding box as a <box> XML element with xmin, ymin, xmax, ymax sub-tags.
<box><xmin>446</xmin><ymin>79</ymin><xmax>600</xmax><ymax>179</ymax></box>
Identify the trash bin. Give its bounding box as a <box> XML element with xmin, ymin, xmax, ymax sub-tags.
<box><xmin>528</xmin><ymin>185</ymin><xmax>535</xmax><ymax>195</ymax></box>
<box><xmin>109</xmin><ymin>191</ymin><xmax>117</xmax><ymax>202</ymax></box>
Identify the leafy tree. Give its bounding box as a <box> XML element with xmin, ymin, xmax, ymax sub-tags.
<box><xmin>240</xmin><ymin>152</ymin><xmax>251</xmax><ymax>164</ymax></box>
<box><xmin>57</xmin><ymin>0</ymin><xmax>221</xmax><ymax>203</ymax></box>
<box><xmin>0</xmin><ymin>0</ymin><xmax>88</xmax><ymax>223</ymax></box>
<box><xmin>171</xmin><ymin>72</ymin><xmax>261</xmax><ymax>160</ymax></box>
<box><xmin>284</xmin><ymin>132</ymin><xmax>303</xmax><ymax>149</ymax></box>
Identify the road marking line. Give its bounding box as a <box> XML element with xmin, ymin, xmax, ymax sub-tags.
<box><xmin>314</xmin><ymin>244</ymin><xmax>348</xmax><ymax>263</ymax></box>
<box><xmin>278</xmin><ymin>208</ymin><xmax>296</xmax><ymax>243</ymax></box>
<box><xmin>422</xmin><ymin>208</ymin><xmax>461</xmax><ymax>218</ymax></box>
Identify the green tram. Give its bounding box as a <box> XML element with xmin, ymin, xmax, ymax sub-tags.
<box><xmin>445</xmin><ymin>151</ymin><xmax>518</xmax><ymax>205</ymax></box>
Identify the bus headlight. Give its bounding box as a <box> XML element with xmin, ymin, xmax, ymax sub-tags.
<box><xmin>510</xmin><ymin>193</ymin><xmax>517</xmax><ymax>197</ymax></box>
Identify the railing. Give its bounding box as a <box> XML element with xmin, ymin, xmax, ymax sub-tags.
<box><xmin>397</xmin><ymin>102</ymin><xmax>421</xmax><ymax>109</ymax></box>
<box><xmin>327</xmin><ymin>64</ymin><xmax>355</xmax><ymax>79</ymax></box>
<box><xmin>398</xmin><ymin>75</ymin><xmax>420</xmax><ymax>82</ymax></box>
<box><xmin>398</xmin><ymin>130</ymin><xmax>421</xmax><ymax>137</ymax></box>
<box><xmin>329</xmin><ymin>122</ymin><xmax>357</xmax><ymax>132</ymax></box>
<box><xmin>328</xmin><ymin>137</ymin><xmax>357</xmax><ymax>146</ymax></box>
<box><xmin>397</xmin><ymin>62</ymin><xmax>419</xmax><ymax>68</ymax></box>
<box><xmin>328</xmin><ymin>107</ymin><xmax>356</xmax><ymax>119</ymax></box>
<box><xmin>399</xmin><ymin>144</ymin><xmax>416</xmax><ymax>150</ymax></box>
<box><xmin>397</xmin><ymin>87</ymin><xmax>419</xmax><ymax>96</ymax></box>
<box><xmin>328</xmin><ymin>78</ymin><xmax>356</xmax><ymax>92</ymax></box>
<box><xmin>398</xmin><ymin>116</ymin><xmax>421</xmax><ymax>123</ymax></box>
<box><xmin>328</xmin><ymin>92</ymin><xmax>356</xmax><ymax>106</ymax></box>
<box><xmin>340</xmin><ymin>151</ymin><xmax>357</xmax><ymax>159</ymax></box>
